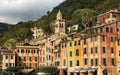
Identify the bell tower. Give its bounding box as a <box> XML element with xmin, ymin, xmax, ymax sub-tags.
<box><xmin>55</xmin><ymin>10</ymin><xmax>65</xmax><ymax>33</ymax></box>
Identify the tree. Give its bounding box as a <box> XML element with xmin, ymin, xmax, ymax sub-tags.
<box><xmin>36</xmin><ymin>66</ymin><xmax>58</xmax><ymax>74</ymax></box>
<box><xmin>3</xmin><ymin>38</ymin><xmax>17</xmax><ymax>48</ymax></box>
<box><xmin>72</xmin><ymin>9</ymin><xmax>98</xmax><ymax>29</ymax></box>
<box><xmin>13</xmin><ymin>28</ymin><xmax>30</xmax><ymax>39</ymax></box>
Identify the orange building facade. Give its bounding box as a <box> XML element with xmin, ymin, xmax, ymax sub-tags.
<box><xmin>15</xmin><ymin>43</ymin><xmax>39</xmax><ymax>69</ymax></box>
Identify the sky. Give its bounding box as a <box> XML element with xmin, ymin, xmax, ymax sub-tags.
<box><xmin>0</xmin><ymin>0</ymin><xmax>64</xmax><ymax>24</ymax></box>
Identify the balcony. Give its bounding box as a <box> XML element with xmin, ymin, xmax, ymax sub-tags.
<box><xmin>54</xmin><ymin>48</ymin><xmax>60</xmax><ymax>53</ymax></box>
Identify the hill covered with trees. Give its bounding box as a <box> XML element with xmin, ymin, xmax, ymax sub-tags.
<box><xmin>0</xmin><ymin>22</ymin><xmax>13</xmax><ymax>34</ymax></box>
<box><xmin>0</xmin><ymin>0</ymin><xmax>120</xmax><ymax>47</ymax></box>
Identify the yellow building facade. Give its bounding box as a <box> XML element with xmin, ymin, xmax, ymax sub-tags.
<box><xmin>67</xmin><ymin>35</ymin><xmax>82</xmax><ymax>75</ymax></box>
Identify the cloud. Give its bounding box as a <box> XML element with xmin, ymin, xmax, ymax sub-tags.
<box><xmin>0</xmin><ymin>0</ymin><xmax>64</xmax><ymax>24</ymax></box>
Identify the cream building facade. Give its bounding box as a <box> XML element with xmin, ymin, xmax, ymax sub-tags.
<box><xmin>0</xmin><ymin>49</ymin><xmax>15</xmax><ymax>70</ymax></box>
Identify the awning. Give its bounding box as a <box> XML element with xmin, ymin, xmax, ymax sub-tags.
<box><xmin>74</xmin><ymin>66</ymin><xmax>80</xmax><ymax>73</ymax></box>
<box><xmin>37</xmin><ymin>72</ymin><xmax>51</xmax><ymax>75</ymax></box>
<box><xmin>54</xmin><ymin>49</ymin><xmax>59</xmax><ymax>52</ymax></box>
<box><xmin>88</xmin><ymin>68</ymin><xmax>97</xmax><ymax>72</ymax></box>
<box><xmin>20</xmin><ymin>68</ymin><xmax>33</xmax><ymax>73</ymax></box>
<box><xmin>80</xmin><ymin>69</ymin><xmax>88</xmax><ymax>72</ymax></box>
<box><xmin>50</xmin><ymin>38</ymin><xmax>57</xmax><ymax>42</ymax></box>
<box><xmin>74</xmin><ymin>69</ymin><xmax>80</xmax><ymax>73</ymax></box>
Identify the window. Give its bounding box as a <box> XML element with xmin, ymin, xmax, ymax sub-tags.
<box><xmin>118</xmin><ymin>40</ymin><xmax>120</xmax><ymax>46</ymax></box>
<box><xmin>91</xmin><ymin>48</ymin><xmax>93</xmax><ymax>54</ymax></box>
<box><xmin>113</xmin><ymin>15</ymin><xmax>116</xmax><ymax>18</ymax></box>
<box><xmin>84</xmin><ymin>39</ymin><xmax>86</xmax><ymax>45</ymax></box>
<box><xmin>111</xmin><ymin>37</ymin><xmax>113</xmax><ymax>42</ymax></box>
<box><xmin>18</xmin><ymin>49</ymin><xmax>20</xmax><ymax>53</ymax></box>
<box><xmin>70</xmin><ymin>73</ymin><xmax>74</xmax><ymax>75</ymax></box>
<box><xmin>76</xmin><ymin>60</ymin><xmax>79</xmax><ymax>66</ymax></box>
<box><xmin>33</xmin><ymin>50</ymin><xmax>36</xmax><ymax>53</ymax></box>
<box><xmin>56</xmin><ymin>61</ymin><xmax>60</xmax><ymax>66</ymax></box>
<box><xmin>11</xmin><ymin>56</ymin><xmax>13</xmax><ymax>59</ymax></box>
<box><xmin>6</xmin><ymin>63</ymin><xmax>8</xmax><ymax>67</ymax></box>
<box><xmin>78</xmin><ymin>40</ymin><xmax>80</xmax><ymax>45</ymax></box>
<box><xmin>102</xmin><ymin>36</ymin><xmax>105</xmax><ymax>41</ymax></box>
<box><xmin>49</xmin><ymin>55</ymin><xmax>51</xmax><ymax>60</ymax></box>
<box><xmin>29</xmin><ymin>57</ymin><xmax>32</xmax><ymax>61</ymax></box>
<box><xmin>35</xmin><ymin>63</ymin><xmax>37</xmax><ymax>67</ymax></box>
<box><xmin>95</xmin><ymin>47</ymin><xmax>98</xmax><ymax>53</ymax></box>
<box><xmin>110</xmin><ymin>28</ymin><xmax>113</xmax><ymax>33</ymax></box>
<box><xmin>61</xmin><ymin>44</ymin><xmax>64</xmax><ymax>48</ymax></box>
<box><xmin>95</xmin><ymin>58</ymin><xmax>98</xmax><ymax>66</ymax></box>
<box><xmin>65</xmin><ymin>43</ymin><xmax>67</xmax><ymax>47</ymax></box>
<box><xmin>6</xmin><ymin>56</ymin><xmax>8</xmax><ymax>59</ymax></box>
<box><xmin>63</xmin><ymin>60</ymin><xmax>66</xmax><ymax>66</ymax></box>
<box><xmin>95</xmin><ymin>29</ymin><xmax>98</xmax><ymax>33</ymax></box>
<box><xmin>119</xmin><ymin>51</ymin><xmax>120</xmax><ymax>56</ymax></box>
<box><xmin>10</xmin><ymin>63</ymin><xmax>12</xmax><ymax>67</ymax></box>
<box><xmin>70</xmin><ymin>61</ymin><xmax>72</xmax><ymax>67</ymax></box>
<box><xmin>21</xmin><ymin>49</ymin><xmax>24</xmax><ymax>53</ymax></box>
<box><xmin>103</xmin><ymin>47</ymin><xmax>106</xmax><ymax>53</ymax></box>
<box><xmin>70</xmin><ymin>42</ymin><xmax>72</xmax><ymax>47</ymax></box>
<box><xmin>84</xmin><ymin>58</ymin><xmax>87</xmax><ymax>65</ymax></box>
<box><xmin>35</xmin><ymin>57</ymin><xmax>37</xmax><ymax>61</ymax></box>
<box><xmin>60</xmin><ymin>23</ymin><xmax>62</xmax><ymax>28</ymax></box>
<box><xmin>74</xmin><ymin>41</ymin><xmax>77</xmax><ymax>46</ymax></box>
<box><xmin>24</xmin><ymin>57</ymin><xmax>26</xmax><ymax>61</ymax></box>
<box><xmin>84</xmin><ymin>48</ymin><xmax>86</xmax><ymax>54</ymax></box>
<box><xmin>100</xmin><ymin>28</ymin><xmax>103</xmax><ymax>32</ymax></box>
<box><xmin>111</xmin><ymin>47</ymin><xmax>114</xmax><ymax>53</ymax></box>
<box><xmin>76</xmin><ymin>49</ymin><xmax>79</xmax><ymax>56</ymax></box>
<box><xmin>106</xmin><ymin>27</ymin><xmax>109</xmax><ymax>32</ymax></box>
<box><xmin>111</xmin><ymin>58</ymin><xmax>115</xmax><ymax>66</ymax></box>
<box><xmin>28</xmin><ymin>50</ymin><xmax>30</xmax><ymax>53</ymax></box>
<box><xmin>91</xmin><ymin>59</ymin><xmax>93</xmax><ymax>66</ymax></box>
<box><xmin>70</xmin><ymin>51</ymin><xmax>72</xmax><ymax>57</ymax></box>
<box><xmin>103</xmin><ymin>58</ymin><xmax>107</xmax><ymax>66</ymax></box>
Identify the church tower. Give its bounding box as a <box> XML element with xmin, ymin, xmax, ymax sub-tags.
<box><xmin>55</xmin><ymin>10</ymin><xmax>65</xmax><ymax>33</ymax></box>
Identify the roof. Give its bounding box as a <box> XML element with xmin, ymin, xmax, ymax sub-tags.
<box><xmin>98</xmin><ymin>10</ymin><xmax>120</xmax><ymax>17</ymax></box>
<box><xmin>23</xmin><ymin>43</ymin><xmax>32</xmax><ymax>46</ymax></box>
<box><xmin>0</xmin><ymin>49</ymin><xmax>14</xmax><ymax>54</ymax></box>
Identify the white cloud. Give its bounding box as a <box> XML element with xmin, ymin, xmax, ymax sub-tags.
<box><xmin>0</xmin><ymin>0</ymin><xmax>64</xmax><ymax>24</ymax></box>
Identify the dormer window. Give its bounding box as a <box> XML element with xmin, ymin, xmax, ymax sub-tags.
<box><xmin>103</xmin><ymin>17</ymin><xmax>105</xmax><ymax>23</ymax></box>
<box><xmin>113</xmin><ymin>15</ymin><xmax>116</xmax><ymax>18</ymax></box>
<box><xmin>61</xmin><ymin>24</ymin><xmax>64</xmax><ymax>28</ymax></box>
<box><xmin>107</xmin><ymin>15</ymin><xmax>110</xmax><ymax>18</ymax></box>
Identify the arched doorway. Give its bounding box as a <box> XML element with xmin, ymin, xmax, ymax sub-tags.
<box><xmin>63</xmin><ymin>70</ymin><xmax>67</xmax><ymax>75</ymax></box>
<box><xmin>103</xmin><ymin>69</ymin><xmax>108</xmax><ymax>75</ymax></box>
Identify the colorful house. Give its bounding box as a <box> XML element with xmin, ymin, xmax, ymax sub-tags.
<box><xmin>15</xmin><ymin>43</ymin><xmax>39</xmax><ymax>68</ymax></box>
<box><xmin>0</xmin><ymin>49</ymin><xmax>15</xmax><ymax>70</ymax></box>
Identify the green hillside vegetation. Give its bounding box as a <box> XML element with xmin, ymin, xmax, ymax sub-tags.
<box><xmin>0</xmin><ymin>22</ymin><xmax>13</xmax><ymax>34</ymax></box>
<box><xmin>0</xmin><ymin>0</ymin><xmax>120</xmax><ymax>47</ymax></box>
